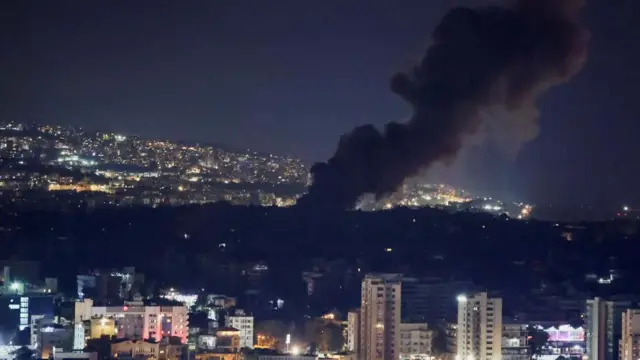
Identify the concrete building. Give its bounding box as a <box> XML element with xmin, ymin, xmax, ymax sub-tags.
<box><xmin>360</xmin><ymin>273</ymin><xmax>402</xmax><ymax>360</ymax></box>
<box><xmin>73</xmin><ymin>322</ymin><xmax>86</xmax><ymax>351</ymax></box>
<box><xmin>398</xmin><ymin>323</ymin><xmax>432</xmax><ymax>360</ymax></box>
<box><xmin>111</xmin><ymin>339</ymin><xmax>158</xmax><ymax>359</ymax></box>
<box><xmin>347</xmin><ymin>310</ymin><xmax>361</xmax><ymax>354</ymax></box>
<box><xmin>444</xmin><ymin>322</ymin><xmax>457</xmax><ymax>360</ymax></box>
<box><xmin>621</xmin><ymin>309</ymin><xmax>640</xmax><ymax>360</ymax></box>
<box><xmin>501</xmin><ymin>322</ymin><xmax>529</xmax><ymax>360</ymax></box>
<box><xmin>456</xmin><ymin>292</ymin><xmax>502</xmax><ymax>360</ymax></box>
<box><xmin>74</xmin><ymin>299</ymin><xmax>94</xmax><ymax>323</ymax></box>
<box><xmin>74</xmin><ymin>299</ymin><xmax>188</xmax><ymax>344</ymax></box>
<box><xmin>585</xmin><ymin>297</ymin><xmax>632</xmax><ymax>360</ymax></box>
<box><xmin>402</xmin><ymin>278</ymin><xmax>475</xmax><ymax>323</ymax></box>
<box><xmin>215</xmin><ymin>327</ymin><xmax>241</xmax><ymax>353</ymax></box>
<box><xmin>31</xmin><ymin>315</ymin><xmax>55</xmax><ymax>347</ymax></box>
<box><xmin>196</xmin><ymin>334</ymin><xmax>217</xmax><ymax>350</ymax></box>
<box><xmin>226</xmin><ymin>310</ymin><xmax>253</xmax><ymax>348</ymax></box>
<box><xmin>37</xmin><ymin>325</ymin><xmax>74</xmax><ymax>359</ymax></box>
<box><xmin>110</xmin><ymin>339</ymin><xmax>187</xmax><ymax>360</ymax></box>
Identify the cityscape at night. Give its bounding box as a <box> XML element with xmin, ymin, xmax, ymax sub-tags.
<box><xmin>0</xmin><ymin>121</ymin><xmax>536</xmax><ymax>219</ymax></box>
<box><xmin>2</xmin><ymin>1</ymin><xmax>640</xmax><ymax>360</ymax></box>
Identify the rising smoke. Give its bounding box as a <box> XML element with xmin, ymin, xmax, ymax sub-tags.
<box><xmin>298</xmin><ymin>0</ymin><xmax>589</xmax><ymax>210</ymax></box>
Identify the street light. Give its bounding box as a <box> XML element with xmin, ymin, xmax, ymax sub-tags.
<box><xmin>291</xmin><ymin>345</ymin><xmax>301</xmax><ymax>356</ymax></box>
<box><xmin>456</xmin><ymin>294</ymin><xmax>467</xmax><ymax>302</ymax></box>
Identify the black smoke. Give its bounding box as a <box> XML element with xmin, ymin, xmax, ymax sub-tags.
<box><xmin>299</xmin><ymin>0</ymin><xmax>589</xmax><ymax>210</ymax></box>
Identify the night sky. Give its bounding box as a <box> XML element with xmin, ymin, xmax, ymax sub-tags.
<box><xmin>1</xmin><ymin>0</ymin><xmax>639</xmax><ymax>209</ymax></box>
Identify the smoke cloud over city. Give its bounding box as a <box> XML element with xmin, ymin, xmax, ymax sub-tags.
<box><xmin>299</xmin><ymin>0</ymin><xmax>590</xmax><ymax>210</ymax></box>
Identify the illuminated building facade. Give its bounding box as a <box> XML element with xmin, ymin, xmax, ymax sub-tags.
<box><xmin>110</xmin><ymin>339</ymin><xmax>187</xmax><ymax>360</ymax></box>
<box><xmin>398</xmin><ymin>323</ymin><xmax>432</xmax><ymax>360</ymax></box>
<box><xmin>226</xmin><ymin>311</ymin><xmax>254</xmax><ymax>349</ymax></box>
<box><xmin>74</xmin><ymin>299</ymin><xmax>188</xmax><ymax>344</ymax></box>
<box><xmin>215</xmin><ymin>327</ymin><xmax>241</xmax><ymax>353</ymax></box>
<box><xmin>37</xmin><ymin>324</ymin><xmax>73</xmax><ymax>359</ymax></box>
<box><xmin>542</xmin><ymin>324</ymin><xmax>585</xmax><ymax>359</ymax></box>
<box><xmin>360</xmin><ymin>273</ymin><xmax>402</xmax><ymax>360</ymax></box>
<box><xmin>89</xmin><ymin>317</ymin><xmax>117</xmax><ymax>339</ymax></box>
<box><xmin>456</xmin><ymin>292</ymin><xmax>502</xmax><ymax>360</ymax></box>
<box><xmin>347</xmin><ymin>310</ymin><xmax>361</xmax><ymax>355</ymax></box>
<box><xmin>501</xmin><ymin>322</ymin><xmax>529</xmax><ymax>360</ymax></box>
<box><xmin>621</xmin><ymin>309</ymin><xmax>640</xmax><ymax>360</ymax></box>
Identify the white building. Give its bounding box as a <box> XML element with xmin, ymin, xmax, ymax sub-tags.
<box><xmin>456</xmin><ymin>292</ymin><xmax>502</xmax><ymax>360</ymax></box>
<box><xmin>399</xmin><ymin>323</ymin><xmax>432</xmax><ymax>360</ymax></box>
<box><xmin>360</xmin><ymin>273</ymin><xmax>402</xmax><ymax>360</ymax></box>
<box><xmin>73</xmin><ymin>322</ymin><xmax>85</xmax><ymax>351</ymax></box>
<box><xmin>226</xmin><ymin>310</ymin><xmax>254</xmax><ymax>348</ymax></box>
<box><xmin>73</xmin><ymin>299</ymin><xmax>188</xmax><ymax>347</ymax></box>
<box><xmin>347</xmin><ymin>310</ymin><xmax>361</xmax><ymax>354</ymax></box>
<box><xmin>621</xmin><ymin>309</ymin><xmax>640</xmax><ymax>360</ymax></box>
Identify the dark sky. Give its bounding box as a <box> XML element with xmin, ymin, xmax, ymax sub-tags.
<box><xmin>1</xmin><ymin>0</ymin><xmax>639</xmax><ymax>209</ymax></box>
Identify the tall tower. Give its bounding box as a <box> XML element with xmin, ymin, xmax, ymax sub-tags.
<box><xmin>360</xmin><ymin>273</ymin><xmax>402</xmax><ymax>360</ymax></box>
<box><xmin>621</xmin><ymin>309</ymin><xmax>640</xmax><ymax>360</ymax></box>
<box><xmin>347</xmin><ymin>309</ymin><xmax>361</xmax><ymax>355</ymax></box>
<box><xmin>586</xmin><ymin>297</ymin><xmax>631</xmax><ymax>360</ymax></box>
<box><xmin>456</xmin><ymin>292</ymin><xmax>502</xmax><ymax>360</ymax></box>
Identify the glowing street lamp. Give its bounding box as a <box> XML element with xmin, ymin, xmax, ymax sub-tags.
<box><xmin>456</xmin><ymin>294</ymin><xmax>467</xmax><ymax>302</ymax></box>
<box><xmin>291</xmin><ymin>345</ymin><xmax>301</xmax><ymax>356</ymax></box>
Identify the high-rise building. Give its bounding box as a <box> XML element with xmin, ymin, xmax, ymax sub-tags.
<box><xmin>226</xmin><ymin>310</ymin><xmax>254</xmax><ymax>349</ymax></box>
<box><xmin>585</xmin><ymin>297</ymin><xmax>632</xmax><ymax>360</ymax></box>
<box><xmin>398</xmin><ymin>323</ymin><xmax>432</xmax><ymax>360</ymax></box>
<box><xmin>445</xmin><ymin>322</ymin><xmax>458</xmax><ymax>360</ymax></box>
<box><xmin>347</xmin><ymin>310</ymin><xmax>361</xmax><ymax>355</ymax></box>
<box><xmin>501</xmin><ymin>321</ymin><xmax>529</xmax><ymax>360</ymax></box>
<box><xmin>456</xmin><ymin>292</ymin><xmax>502</xmax><ymax>360</ymax></box>
<box><xmin>360</xmin><ymin>273</ymin><xmax>402</xmax><ymax>360</ymax></box>
<box><xmin>620</xmin><ymin>309</ymin><xmax>640</xmax><ymax>360</ymax></box>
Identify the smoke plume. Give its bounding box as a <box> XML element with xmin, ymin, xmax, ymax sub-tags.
<box><xmin>299</xmin><ymin>0</ymin><xmax>589</xmax><ymax>210</ymax></box>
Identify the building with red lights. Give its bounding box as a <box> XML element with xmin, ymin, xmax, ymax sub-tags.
<box><xmin>74</xmin><ymin>299</ymin><xmax>188</xmax><ymax>344</ymax></box>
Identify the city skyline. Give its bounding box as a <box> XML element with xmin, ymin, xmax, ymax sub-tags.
<box><xmin>3</xmin><ymin>1</ymin><xmax>640</xmax><ymax>359</ymax></box>
<box><xmin>0</xmin><ymin>119</ymin><xmax>631</xmax><ymax>219</ymax></box>
<box><xmin>2</xmin><ymin>0</ymin><xmax>640</xmax><ymax>208</ymax></box>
